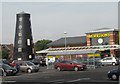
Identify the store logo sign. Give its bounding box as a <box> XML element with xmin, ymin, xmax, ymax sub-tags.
<box><xmin>88</xmin><ymin>33</ymin><xmax>110</xmax><ymax>38</ymax></box>
<box><xmin>98</xmin><ymin>38</ymin><xmax>103</xmax><ymax>44</ymax></box>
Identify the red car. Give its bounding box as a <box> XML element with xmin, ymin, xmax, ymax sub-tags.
<box><xmin>54</xmin><ymin>60</ymin><xmax>87</xmax><ymax>71</ymax></box>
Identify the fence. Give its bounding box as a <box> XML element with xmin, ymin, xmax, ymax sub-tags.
<box><xmin>47</xmin><ymin>62</ymin><xmax>54</xmax><ymax>69</ymax></box>
<box><xmin>76</xmin><ymin>57</ymin><xmax>102</xmax><ymax>69</ymax></box>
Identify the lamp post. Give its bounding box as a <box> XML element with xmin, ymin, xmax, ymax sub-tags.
<box><xmin>64</xmin><ymin>32</ymin><xmax>67</xmax><ymax>51</ymax></box>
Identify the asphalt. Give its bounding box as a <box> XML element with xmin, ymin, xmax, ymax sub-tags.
<box><xmin>1</xmin><ymin>65</ymin><xmax>120</xmax><ymax>84</ymax></box>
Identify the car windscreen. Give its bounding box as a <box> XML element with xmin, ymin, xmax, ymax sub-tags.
<box><xmin>26</xmin><ymin>61</ymin><xmax>34</xmax><ymax>66</ymax></box>
<box><xmin>2</xmin><ymin>64</ymin><xmax>12</xmax><ymax>70</ymax></box>
<box><xmin>72</xmin><ymin>60</ymin><xmax>82</xmax><ymax>64</ymax></box>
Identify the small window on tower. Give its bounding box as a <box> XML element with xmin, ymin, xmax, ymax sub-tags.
<box><xmin>19</xmin><ymin>25</ymin><xmax>22</xmax><ymax>29</ymax></box>
<box><xmin>18</xmin><ymin>48</ymin><xmax>22</xmax><ymax>52</ymax></box>
<box><xmin>18</xmin><ymin>40</ymin><xmax>22</xmax><ymax>44</ymax></box>
<box><xmin>27</xmin><ymin>39</ymin><xmax>30</xmax><ymax>46</ymax></box>
<box><xmin>19</xmin><ymin>17</ymin><xmax>22</xmax><ymax>21</ymax></box>
<box><xmin>18</xmin><ymin>33</ymin><xmax>22</xmax><ymax>36</ymax></box>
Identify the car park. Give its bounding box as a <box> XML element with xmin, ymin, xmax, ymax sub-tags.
<box><xmin>54</xmin><ymin>60</ymin><xmax>87</xmax><ymax>71</ymax></box>
<box><xmin>18</xmin><ymin>61</ymin><xmax>39</xmax><ymax>73</ymax></box>
<box><xmin>0</xmin><ymin>64</ymin><xmax>18</xmax><ymax>76</ymax></box>
<box><xmin>99</xmin><ymin>57</ymin><xmax>118</xmax><ymax>66</ymax></box>
<box><xmin>107</xmin><ymin>68</ymin><xmax>120</xmax><ymax>80</ymax></box>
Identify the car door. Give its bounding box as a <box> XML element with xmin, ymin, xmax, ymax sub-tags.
<box><xmin>58</xmin><ymin>61</ymin><xmax>66</xmax><ymax>70</ymax></box>
<box><xmin>102</xmin><ymin>57</ymin><xmax>112</xmax><ymax>65</ymax></box>
<box><xmin>64</xmin><ymin>61</ymin><xmax>73</xmax><ymax>70</ymax></box>
<box><xmin>101</xmin><ymin>58</ymin><xmax>107</xmax><ymax>65</ymax></box>
<box><xmin>106</xmin><ymin>57</ymin><xmax>112</xmax><ymax>65</ymax></box>
<box><xmin>20</xmin><ymin>62</ymin><xmax>28</xmax><ymax>72</ymax></box>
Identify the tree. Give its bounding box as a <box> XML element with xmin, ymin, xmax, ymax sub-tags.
<box><xmin>2</xmin><ymin>48</ymin><xmax>9</xmax><ymax>59</ymax></box>
<box><xmin>34</xmin><ymin>39</ymin><xmax>52</xmax><ymax>51</ymax></box>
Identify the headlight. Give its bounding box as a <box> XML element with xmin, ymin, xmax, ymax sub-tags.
<box><xmin>108</xmin><ymin>71</ymin><xmax>111</xmax><ymax>74</ymax></box>
<box><xmin>31</xmin><ymin>66</ymin><xmax>36</xmax><ymax>69</ymax></box>
<box><xmin>6</xmin><ymin>69</ymin><xmax>13</xmax><ymax>72</ymax></box>
<box><xmin>77</xmin><ymin>65</ymin><xmax>81</xmax><ymax>67</ymax></box>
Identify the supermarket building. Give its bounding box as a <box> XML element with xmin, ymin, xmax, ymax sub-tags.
<box><xmin>36</xmin><ymin>28</ymin><xmax>120</xmax><ymax>61</ymax></box>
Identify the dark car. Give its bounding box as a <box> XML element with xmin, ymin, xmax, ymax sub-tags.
<box><xmin>54</xmin><ymin>60</ymin><xmax>87</xmax><ymax>71</ymax></box>
<box><xmin>0</xmin><ymin>59</ymin><xmax>20</xmax><ymax>73</ymax></box>
<box><xmin>0</xmin><ymin>64</ymin><xmax>17</xmax><ymax>76</ymax></box>
<box><xmin>30</xmin><ymin>59</ymin><xmax>40</xmax><ymax>67</ymax></box>
<box><xmin>107</xmin><ymin>68</ymin><xmax>120</xmax><ymax>80</ymax></box>
<box><xmin>13</xmin><ymin>60</ymin><xmax>22</xmax><ymax>73</ymax></box>
<box><xmin>0</xmin><ymin>59</ymin><xmax>9</xmax><ymax>65</ymax></box>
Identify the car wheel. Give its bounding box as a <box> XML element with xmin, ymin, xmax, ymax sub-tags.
<box><xmin>112</xmin><ymin>62</ymin><xmax>116</xmax><ymax>66</ymax></box>
<box><xmin>74</xmin><ymin>67</ymin><xmax>79</xmax><ymax>71</ymax></box>
<box><xmin>27</xmin><ymin>68</ymin><xmax>32</xmax><ymax>73</ymax></box>
<box><xmin>36</xmin><ymin>69</ymin><xmax>39</xmax><ymax>72</ymax></box>
<box><xmin>57</xmin><ymin>67</ymin><xmax>61</xmax><ymax>71</ymax></box>
<box><xmin>111</xmin><ymin>74</ymin><xmax>118</xmax><ymax>80</ymax></box>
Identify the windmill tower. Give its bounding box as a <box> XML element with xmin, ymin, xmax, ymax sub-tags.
<box><xmin>14</xmin><ymin>11</ymin><xmax>34</xmax><ymax>60</ymax></box>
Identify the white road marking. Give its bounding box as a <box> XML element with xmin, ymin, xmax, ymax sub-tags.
<box><xmin>49</xmin><ymin>79</ymin><xmax>64</xmax><ymax>82</ymax></box>
<box><xmin>2</xmin><ymin>81</ymin><xmax>16</xmax><ymax>83</ymax></box>
<box><xmin>67</xmin><ymin>78</ymin><xmax>90</xmax><ymax>82</ymax></box>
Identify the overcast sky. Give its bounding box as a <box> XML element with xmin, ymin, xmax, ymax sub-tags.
<box><xmin>1</xmin><ymin>2</ymin><xmax>118</xmax><ymax>44</ymax></box>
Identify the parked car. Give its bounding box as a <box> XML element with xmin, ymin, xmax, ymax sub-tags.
<box><xmin>30</xmin><ymin>59</ymin><xmax>40</xmax><ymax>67</ymax></box>
<box><xmin>18</xmin><ymin>61</ymin><xmax>39</xmax><ymax>73</ymax></box>
<box><xmin>0</xmin><ymin>59</ymin><xmax>20</xmax><ymax>73</ymax></box>
<box><xmin>54</xmin><ymin>60</ymin><xmax>87</xmax><ymax>71</ymax></box>
<box><xmin>0</xmin><ymin>64</ymin><xmax>17</xmax><ymax>76</ymax></box>
<box><xmin>107</xmin><ymin>68</ymin><xmax>120</xmax><ymax>80</ymax></box>
<box><xmin>99</xmin><ymin>57</ymin><xmax>118</xmax><ymax>66</ymax></box>
<box><xmin>0</xmin><ymin>59</ymin><xmax>9</xmax><ymax>65</ymax></box>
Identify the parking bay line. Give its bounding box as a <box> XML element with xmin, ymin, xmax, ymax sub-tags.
<box><xmin>66</xmin><ymin>78</ymin><xmax>90</xmax><ymax>82</ymax></box>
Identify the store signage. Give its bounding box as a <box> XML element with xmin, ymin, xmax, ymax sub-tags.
<box><xmin>88</xmin><ymin>53</ymin><xmax>100</xmax><ymax>57</ymax></box>
<box><xmin>98</xmin><ymin>38</ymin><xmax>103</xmax><ymax>44</ymax></box>
<box><xmin>88</xmin><ymin>33</ymin><xmax>110</xmax><ymax>38</ymax></box>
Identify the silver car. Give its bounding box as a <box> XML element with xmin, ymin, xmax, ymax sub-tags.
<box><xmin>99</xmin><ymin>57</ymin><xmax>118</xmax><ymax>66</ymax></box>
<box><xmin>19</xmin><ymin>61</ymin><xmax>39</xmax><ymax>73</ymax></box>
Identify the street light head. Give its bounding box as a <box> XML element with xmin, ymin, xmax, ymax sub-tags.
<box><xmin>64</xmin><ymin>32</ymin><xmax>67</xmax><ymax>34</ymax></box>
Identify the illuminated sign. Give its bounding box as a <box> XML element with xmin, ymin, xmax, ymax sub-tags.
<box><xmin>88</xmin><ymin>33</ymin><xmax>110</xmax><ymax>38</ymax></box>
<box><xmin>98</xmin><ymin>38</ymin><xmax>103</xmax><ymax>44</ymax></box>
<box><xmin>88</xmin><ymin>53</ymin><xmax>100</xmax><ymax>57</ymax></box>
